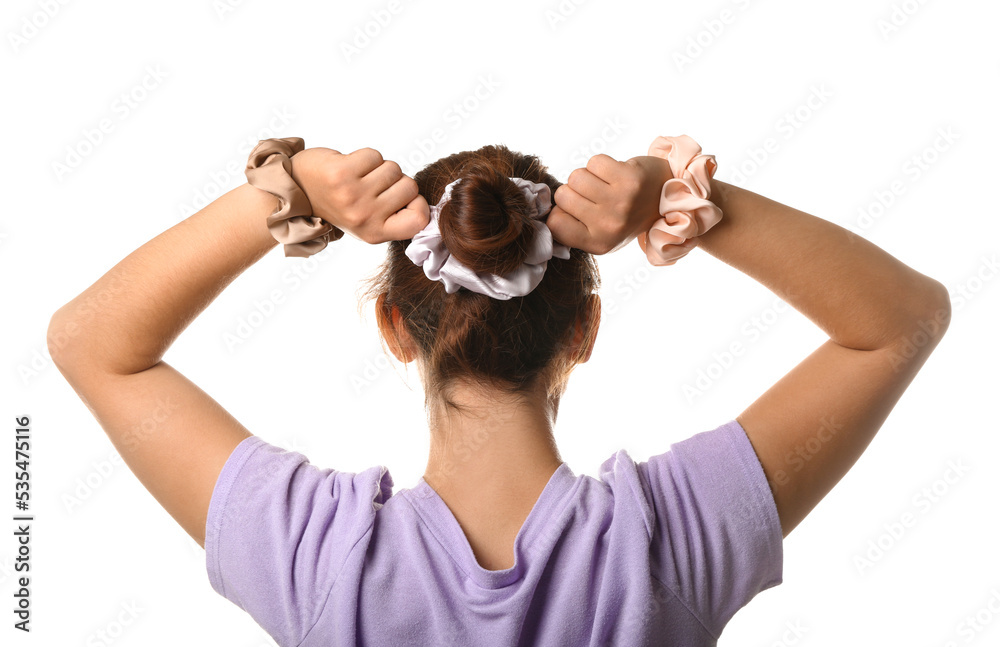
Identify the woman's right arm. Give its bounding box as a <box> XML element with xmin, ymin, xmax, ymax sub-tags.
<box><xmin>696</xmin><ymin>179</ymin><xmax>950</xmax><ymax>536</ymax></box>
<box><xmin>549</xmin><ymin>156</ymin><xmax>952</xmax><ymax>537</ymax></box>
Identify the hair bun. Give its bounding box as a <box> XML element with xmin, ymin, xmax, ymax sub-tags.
<box><xmin>437</xmin><ymin>161</ymin><xmax>539</xmax><ymax>277</ymax></box>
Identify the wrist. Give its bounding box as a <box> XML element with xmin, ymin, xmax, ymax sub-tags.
<box><xmin>245</xmin><ymin>138</ymin><xmax>342</xmax><ymax>258</ymax></box>
<box><xmin>239</xmin><ymin>182</ymin><xmax>282</xmax><ymax>237</ymax></box>
<box><xmin>288</xmin><ymin>148</ymin><xmax>317</xmax><ymax>204</ymax></box>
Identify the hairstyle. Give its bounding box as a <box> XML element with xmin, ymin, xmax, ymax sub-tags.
<box><xmin>360</xmin><ymin>144</ymin><xmax>601</xmax><ymax>411</ymax></box>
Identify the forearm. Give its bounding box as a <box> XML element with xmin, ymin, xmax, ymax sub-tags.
<box><xmin>697</xmin><ymin>179</ymin><xmax>948</xmax><ymax>351</ymax></box>
<box><xmin>49</xmin><ymin>183</ymin><xmax>279</xmax><ymax>375</ymax></box>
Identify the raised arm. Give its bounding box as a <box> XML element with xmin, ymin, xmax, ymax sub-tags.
<box><xmin>697</xmin><ymin>179</ymin><xmax>950</xmax><ymax>536</ymax></box>
<box><xmin>48</xmin><ymin>182</ymin><xmax>278</xmax><ymax>546</ymax></box>
<box><xmin>47</xmin><ymin>145</ymin><xmax>428</xmax><ymax>547</ymax></box>
<box><xmin>548</xmin><ymin>151</ymin><xmax>951</xmax><ymax>537</ymax></box>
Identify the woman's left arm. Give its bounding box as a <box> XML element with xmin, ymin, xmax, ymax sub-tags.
<box><xmin>48</xmin><ymin>146</ymin><xmax>428</xmax><ymax>548</ymax></box>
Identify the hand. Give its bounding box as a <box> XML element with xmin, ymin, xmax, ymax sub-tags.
<box><xmin>547</xmin><ymin>154</ymin><xmax>673</xmax><ymax>255</ymax></box>
<box><xmin>290</xmin><ymin>147</ymin><xmax>430</xmax><ymax>244</ymax></box>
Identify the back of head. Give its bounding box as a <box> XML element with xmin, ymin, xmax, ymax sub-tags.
<box><xmin>361</xmin><ymin>144</ymin><xmax>600</xmax><ymax>408</ymax></box>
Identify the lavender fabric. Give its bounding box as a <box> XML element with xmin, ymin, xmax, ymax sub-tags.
<box><xmin>403</xmin><ymin>177</ymin><xmax>571</xmax><ymax>300</ymax></box>
<box><xmin>205</xmin><ymin>419</ymin><xmax>783</xmax><ymax>646</ymax></box>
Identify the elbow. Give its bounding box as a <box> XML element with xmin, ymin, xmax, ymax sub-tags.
<box><xmin>914</xmin><ymin>279</ymin><xmax>952</xmax><ymax>339</ymax></box>
<box><xmin>48</xmin><ymin>306</ymin><xmax>142</xmax><ymax>377</ymax></box>
<box><xmin>46</xmin><ymin>306</ymin><xmax>87</xmax><ymax>372</ymax></box>
<box><xmin>892</xmin><ymin>278</ymin><xmax>952</xmax><ymax>350</ymax></box>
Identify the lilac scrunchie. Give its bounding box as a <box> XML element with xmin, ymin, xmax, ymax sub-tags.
<box><xmin>244</xmin><ymin>137</ymin><xmax>344</xmax><ymax>258</ymax></box>
<box><xmin>404</xmin><ymin>177</ymin><xmax>571</xmax><ymax>300</ymax></box>
<box><xmin>637</xmin><ymin>134</ymin><xmax>723</xmax><ymax>266</ymax></box>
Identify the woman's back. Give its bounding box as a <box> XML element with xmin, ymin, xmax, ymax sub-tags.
<box><xmin>206</xmin><ymin>420</ymin><xmax>782</xmax><ymax>646</ymax></box>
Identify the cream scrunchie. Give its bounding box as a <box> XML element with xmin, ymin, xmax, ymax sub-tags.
<box><xmin>637</xmin><ymin>134</ymin><xmax>723</xmax><ymax>266</ymax></box>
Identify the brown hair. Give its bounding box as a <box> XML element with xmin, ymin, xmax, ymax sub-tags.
<box><xmin>360</xmin><ymin>144</ymin><xmax>600</xmax><ymax>411</ymax></box>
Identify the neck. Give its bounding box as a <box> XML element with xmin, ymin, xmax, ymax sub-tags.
<box><xmin>422</xmin><ymin>378</ymin><xmax>564</xmax><ymax>500</ymax></box>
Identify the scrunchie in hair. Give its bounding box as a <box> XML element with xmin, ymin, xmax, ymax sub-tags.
<box><xmin>404</xmin><ymin>177</ymin><xmax>570</xmax><ymax>300</ymax></box>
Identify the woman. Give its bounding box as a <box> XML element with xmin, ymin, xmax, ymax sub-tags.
<box><xmin>48</xmin><ymin>135</ymin><xmax>950</xmax><ymax>646</ymax></box>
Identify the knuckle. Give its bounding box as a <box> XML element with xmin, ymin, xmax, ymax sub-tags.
<box><xmin>399</xmin><ymin>174</ymin><xmax>418</xmax><ymax>195</ymax></box>
<box><xmin>342</xmin><ymin>204</ymin><xmax>367</xmax><ymax>227</ymax></box>
<box><xmin>327</xmin><ymin>165</ymin><xmax>349</xmax><ymax>188</ymax></box>
<box><xmin>586</xmin><ymin>153</ymin><xmax>611</xmax><ymax>170</ymax></box>
<box><xmin>340</xmin><ymin>211</ymin><xmax>358</xmax><ymax>228</ymax></box>
<box><xmin>384</xmin><ymin>159</ymin><xmax>402</xmax><ymax>177</ymax></box>
<box><xmin>339</xmin><ymin>183</ymin><xmax>360</xmax><ymax>204</ymax></box>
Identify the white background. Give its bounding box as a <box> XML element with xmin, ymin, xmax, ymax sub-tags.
<box><xmin>3</xmin><ymin>0</ymin><xmax>999</xmax><ymax>645</ymax></box>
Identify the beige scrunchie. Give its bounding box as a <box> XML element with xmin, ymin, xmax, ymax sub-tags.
<box><xmin>245</xmin><ymin>137</ymin><xmax>344</xmax><ymax>258</ymax></box>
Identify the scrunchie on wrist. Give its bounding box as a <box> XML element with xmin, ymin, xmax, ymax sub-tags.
<box><xmin>245</xmin><ymin>137</ymin><xmax>344</xmax><ymax>258</ymax></box>
<box><xmin>637</xmin><ymin>134</ymin><xmax>723</xmax><ymax>266</ymax></box>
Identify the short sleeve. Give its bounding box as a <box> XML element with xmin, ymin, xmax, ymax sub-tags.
<box><xmin>205</xmin><ymin>435</ymin><xmax>393</xmax><ymax>647</ymax></box>
<box><xmin>634</xmin><ymin>419</ymin><xmax>783</xmax><ymax>639</ymax></box>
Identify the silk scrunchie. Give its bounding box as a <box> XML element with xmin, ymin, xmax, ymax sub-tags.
<box><xmin>245</xmin><ymin>137</ymin><xmax>344</xmax><ymax>258</ymax></box>
<box><xmin>404</xmin><ymin>177</ymin><xmax>571</xmax><ymax>300</ymax></box>
<box><xmin>637</xmin><ymin>134</ymin><xmax>723</xmax><ymax>266</ymax></box>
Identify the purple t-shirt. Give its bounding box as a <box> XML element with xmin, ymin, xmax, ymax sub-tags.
<box><xmin>205</xmin><ymin>419</ymin><xmax>783</xmax><ymax>646</ymax></box>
